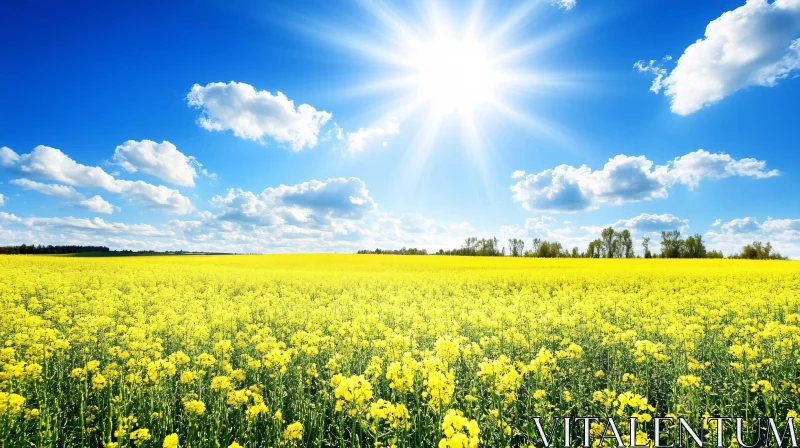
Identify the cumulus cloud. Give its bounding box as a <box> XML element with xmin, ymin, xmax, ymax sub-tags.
<box><xmin>162</xmin><ymin>177</ymin><xmax>474</xmax><ymax>252</ymax></box>
<box><xmin>114</xmin><ymin>140</ymin><xmax>210</xmax><ymax>187</ymax></box>
<box><xmin>0</xmin><ymin>212</ymin><xmax>22</xmax><ymax>224</ymax></box>
<box><xmin>1</xmin><ymin>146</ymin><xmax>193</xmax><ymax>214</ymax></box>
<box><xmin>335</xmin><ymin>119</ymin><xmax>400</xmax><ymax>155</ymax></box>
<box><xmin>612</xmin><ymin>213</ymin><xmax>689</xmax><ymax>232</ymax></box>
<box><xmin>187</xmin><ymin>81</ymin><xmax>332</xmax><ymax>151</ymax></box>
<box><xmin>633</xmin><ymin>56</ymin><xmax>673</xmax><ymax>93</ymax></box>
<box><xmin>510</xmin><ymin>149</ymin><xmax>777</xmax><ymax>212</ymax></box>
<box><xmin>0</xmin><ymin>147</ymin><xmax>19</xmax><ymax>166</ymax></box>
<box><xmin>11</xmin><ymin>178</ymin><xmax>83</xmax><ymax>200</ymax></box>
<box><xmin>705</xmin><ymin>216</ymin><xmax>800</xmax><ymax>258</ymax></box>
<box><xmin>11</xmin><ymin>178</ymin><xmax>119</xmax><ymax>214</ymax></box>
<box><xmin>0</xmin><ymin>213</ymin><xmax>172</xmax><ymax>240</ymax></box>
<box><xmin>500</xmin><ymin>216</ymin><xmax>593</xmax><ymax>252</ymax></box>
<box><xmin>0</xmin><ymin>194</ymin><xmax>5</xmax><ymax>206</ymax></box>
<box><xmin>511</xmin><ymin>170</ymin><xmax>526</xmax><ymax>179</ymax></box>
<box><xmin>551</xmin><ymin>0</ymin><xmax>576</xmax><ymax>11</ymax></box>
<box><xmin>23</xmin><ymin>216</ymin><xmax>172</xmax><ymax>237</ymax></box>
<box><xmin>720</xmin><ymin>216</ymin><xmax>763</xmax><ymax>234</ymax></box>
<box><xmin>638</xmin><ymin>0</ymin><xmax>800</xmax><ymax>115</ymax></box>
<box><xmin>668</xmin><ymin>149</ymin><xmax>779</xmax><ymax>186</ymax></box>
<box><xmin>78</xmin><ymin>196</ymin><xmax>117</xmax><ymax>214</ymax></box>
<box><xmin>211</xmin><ymin>177</ymin><xmax>376</xmax><ymax>226</ymax></box>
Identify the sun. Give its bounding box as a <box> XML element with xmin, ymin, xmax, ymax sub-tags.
<box><xmin>309</xmin><ymin>0</ymin><xmax>578</xmax><ymax>188</ymax></box>
<box><xmin>409</xmin><ymin>34</ymin><xmax>498</xmax><ymax>116</ymax></box>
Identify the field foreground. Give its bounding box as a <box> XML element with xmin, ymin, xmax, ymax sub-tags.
<box><xmin>1</xmin><ymin>255</ymin><xmax>800</xmax><ymax>447</ymax></box>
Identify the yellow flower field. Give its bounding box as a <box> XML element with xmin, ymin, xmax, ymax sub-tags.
<box><xmin>1</xmin><ymin>254</ymin><xmax>800</xmax><ymax>447</ymax></box>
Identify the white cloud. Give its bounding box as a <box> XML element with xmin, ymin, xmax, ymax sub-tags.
<box><xmin>511</xmin><ymin>149</ymin><xmax>777</xmax><ymax>212</ymax></box>
<box><xmin>633</xmin><ymin>56</ymin><xmax>672</xmax><ymax>93</ymax></box>
<box><xmin>78</xmin><ymin>196</ymin><xmax>117</xmax><ymax>215</ymax></box>
<box><xmin>0</xmin><ymin>147</ymin><xmax>20</xmax><ymax>166</ymax></box>
<box><xmin>705</xmin><ymin>216</ymin><xmax>800</xmax><ymax>258</ymax></box>
<box><xmin>612</xmin><ymin>213</ymin><xmax>689</xmax><ymax>233</ymax></box>
<box><xmin>1</xmin><ymin>146</ymin><xmax>193</xmax><ymax>214</ymax></box>
<box><xmin>511</xmin><ymin>170</ymin><xmax>526</xmax><ymax>179</ymax></box>
<box><xmin>0</xmin><ymin>212</ymin><xmax>22</xmax><ymax>226</ymax></box>
<box><xmin>336</xmin><ymin>119</ymin><xmax>400</xmax><ymax>155</ymax></box>
<box><xmin>500</xmin><ymin>216</ymin><xmax>590</xmax><ymax>251</ymax></box>
<box><xmin>164</xmin><ymin>177</ymin><xmax>474</xmax><ymax>253</ymax></box>
<box><xmin>721</xmin><ymin>216</ymin><xmax>763</xmax><ymax>234</ymax></box>
<box><xmin>0</xmin><ymin>196</ymin><xmax>476</xmax><ymax>254</ymax></box>
<box><xmin>551</xmin><ymin>0</ymin><xmax>576</xmax><ymax>11</ymax></box>
<box><xmin>211</xmin><ymin>177</ymin><xmax>376</xmax><ymax>226</ymax></box>
<box><xmin>187</xmin><ymin>81</ymin><xmax>332</xmax><ymax>151</ymax></box>
<box><xmin>114</xmin><ymin>140</ymin><xmax>208</xmax><ymax>187</ymax></box>
<box><xmin>761</xmin><ymin>217</ymin><xmax>800</xmax><ymax>232</ymax></box>
<box><xmin>0</xmin><ymin>194</ymin><xmax>5</xmax><ymax>206</ymax></box>
<box><xmin>14</xmin><ymin>216</ymin><xmax>173</xmax><ymax>237</ymax></box>
<box><xmin>11</xmin><ymin>178</ymin><xmax>83</xmax><ymax>200</ymax></box>
<box><xmin>639</xmin><ymin>0</ymin><xmax>800</xmax><ymax>115</ymax></box>
<box><xmin>668</xmin><ymin>149</ymin><xmax>779</xmax><ymax>187</ymax></box>
<box><xmin>712</xmin><ymin>218</ymin><xmax>722</xmax><ymax>227</ymax></box>
<box><xmin>11</xmin><ymin>178</ymin><xmax>119</xmax><ymax>214</ymax></box>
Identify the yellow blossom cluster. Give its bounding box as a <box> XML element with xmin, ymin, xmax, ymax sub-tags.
<box><xmin>0</xmin><ymin>254</ymin><xmax>799</xmax><ymax>447</ymax></box>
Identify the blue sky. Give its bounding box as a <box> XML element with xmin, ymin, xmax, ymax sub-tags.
<box><xmin>1</xmin><ymin>0</ymin><xmax>799</xmax><ymax>256</ymax></box>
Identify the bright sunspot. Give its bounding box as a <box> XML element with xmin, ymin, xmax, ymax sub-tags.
<box><xmin>311</xmin><ymin>1</ymin><xmax>579</xmax><ymax>190</ymax></box>
<box><xmin>410</xmin><ymin>35</ymin><xmax>497</xmax><ymax>115</ymax></box>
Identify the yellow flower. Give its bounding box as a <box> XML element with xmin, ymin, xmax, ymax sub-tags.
<box><xmin>129</xmin><ymin>428</ymin><xmax>151</xmax><ymax>446</ymax></box>
<box><xmin>0</xmin><ymin>392</ymin><xmax>25</xmax><ymax>415</ymax></box>
<box><xmin>246</xmin><ymin>403</ymin><xmax>269</xmax><ymax>421</ymax></box>
<box><xmin>92</xmin><ymin>374</ymin><xmax>108</xmax><ymax>390</ymax></box>
<box><xmin>184</xmin><ymin>399</ymin><xmax>206</xmax><ymax>416</ymax></box>
<box><xmin>677</xmin><ymin>375</ymin><xmax>702</xmax><ymax>388</ymax></box>
<box><xmin>283</xmin><ymin>422</ymin><xmax>303</xmax><ymax>441</ymax></box>
<box><xmin>440</xmin><ymin>409</ymin><xmax>480</xmax><ymax>448</ymax></box>
<box><xmin>210</xmin><ymin>376</ymin><xmax>232</xmax><ymax>391</ymax></box>
<box><xmin>163</xmin><ymin>433</ymin><xmax>179</xmax><ymax>448</ymax></box>
<box><xmin>86</xmin><ymin>360</ymin><xmax>101</xmax><ymax>372</ymax></box>
<box><xmin>333</xmin><ymin>375</ymin><xmax>373</xmax><ymax>414</ymax></box>
<box><xmin>196</xmin><ymin>353</ymin><xmax>216</xmax><ymax>367</ymax></box>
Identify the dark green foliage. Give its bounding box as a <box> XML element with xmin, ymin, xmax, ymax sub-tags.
<box><xmin>731</xmin><ymin>241</ymin><xmax>787</xmax><ymax>260</ymax></box>
<box><xmin>357</xmin><ymin>247</ymin><xmax>428</xmax><ymax>255</ymax></box>
<box><xmin>0</xmin><ymin>244</ymin><xmax>110</xmax><ymax>255</ymax></box>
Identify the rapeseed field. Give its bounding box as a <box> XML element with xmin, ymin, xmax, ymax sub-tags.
<box><xmin>1</xmin><ymin>254</ymin><xmax>799</xmax><ymax>447</ymax></box>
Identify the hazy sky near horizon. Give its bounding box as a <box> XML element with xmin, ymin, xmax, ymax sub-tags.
<box><xmin>1</xmin><ymin>0</ymin><xmax>799</xmax><ymax>256</ymax></box>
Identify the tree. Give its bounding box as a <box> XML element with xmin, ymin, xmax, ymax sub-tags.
<box><xmin>706</xmin><ymin>250</ymin><xmax>724</xmax><ymax>258</ymax></box>
<box><xmin>642</xmin><ymin>236</ymin><xmax>652</xmax><ymax>259</ymax></box>
<box><xmin>601</xmin><ymin>227</ymin><xmax>616</xmax><ymax>259</ymax></box>
<box><xmin>531</xmin><ymin>238</ymin><xmax>541</xmax><ymax>255</ymax></box>
<box><xmin>737</xmin><ymin>241</ymin><xmax>786</xmax><ymax>260</ymax></box>
<box><xmin>683</xmin><ymin>233</ymin><xmax>707</xmax><ymax>258</ymax></box>
<box><xmin>508</xmin><ymin>238</ymin><xmax>525</xmax><ymax>257</ymax></box>
<box><xmin>536</xmin><ymin>241</ymin><xmax>563</xmax><ymax>258</ymax></box>
<box><xmin>618</xmin><ymin>229</ymin><xmax>634</xmax><ymax>258</ymax></box>
<box><xmin>587</xmin><ymin>239</ymin><xmax>602</xmax><ymax>258</ymax></box>
<box><xmin>659</xmin><ymin>230</ymin><xmax>683</xmax><ymax>258</ymax></box>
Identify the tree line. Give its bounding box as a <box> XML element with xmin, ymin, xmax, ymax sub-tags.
<box><xmin>358</xmin><ymin>228</ymin><xmax>788</xmax><ymax>259</ymax></box>
<box><xmin>356</xmin><ymin>247</ymin><xmax>428</xmax><ymax>255</ymax></box>
<box><xmin>730</xmin><ymin>241</ymin><xmax>787</xmax><ymax>260</ymax></box>
<box><xmin>0</xmin><ymin>244</ymin><xmax>111</xmax><ymax>255</ymax></box>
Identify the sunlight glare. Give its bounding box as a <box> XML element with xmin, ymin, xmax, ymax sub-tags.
<box><xmin>410</xmin><ymin>35</ymin><xmax>497</xmax><ymax>115</ymax></box>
